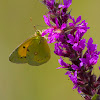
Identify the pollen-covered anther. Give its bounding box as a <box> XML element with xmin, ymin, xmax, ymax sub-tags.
<box><xmin>55</xmin><ymin>29</ymin><xmax>62</xmax><ymax>33</ymax></box>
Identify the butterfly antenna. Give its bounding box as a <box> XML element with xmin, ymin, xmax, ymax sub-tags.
<box><xmin>33</xmin><ymin>25</ymin><xmax>37</xmax><ymax>32</ymax></box>
<box><xmin>30</xmin><ymin>17</ymin><xmax>36</xmax><ymax>31</ymax></box>
<box><xmin>30</xmin><ymin>17</ymin><xmax>38</xmax><ymax>32</ymax></box>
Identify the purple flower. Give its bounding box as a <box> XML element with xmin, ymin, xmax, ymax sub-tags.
<box><xmin>72</xmin><ymin>39</ymin><xmax>86</xmax><ymax>52</ymax></box>
<box><xmin>77</xmin><ymin>20</ymin><xmax>90</xmax><ymax>38</ymax></box>
<box><xmin>67</xmin><ymin>33</ymin><xmax>86</xmax><ymax>52</ymax></box>
<box><xmin>42</xmin><ymin>15</ymin><xmax>67</xmax><ymax>43</ymax></box>
<box><xmin>63</xmin><ymin>0</ymin><xmax>72</xmax><ymax>8</ymax></box>
<box><xmin>80</xmin><ymin>38</ymin><xmax>100</xmax><ymax>67</ymax></box>
<box><xmin>58</xmin><ymin>57</ymin><xmax>70</xmax><ymax>69</ymax></box>
<box><xmin>65</xmin><ymin>71</ymin><xmax>77</xmax><ymax>84</ymax></box>
<box><xmin>43</xmin><ymin>15</ymin><xmax>52</xmax><ymax>27</ymax></box>
<box><xmin>71</xmin><ymin>64</ymin><xmax>81</xmax><ymax>70</ymax></box>
<box><xmin>43</xmin><ymin>0</ymin><xmax>55</xmax><ymax>9</ymax></box>
<box><xmin>69</xmin><ymin>16</ymin><xmax>90</xmax><ymax>38</ymax></box>
<box><xmin>69</xmin><ymin>16</ymin><xmax>81</xmax><ymax>26</ymax></box>
<box><xmin>54</xmin><ymin>42</ymin><xmax>64</xmax><ymax>56</ymax></box>
<box><xmin>59</xmin><ymin>0</ymin><xmax>72</xmax><ymax>9</ymax></box>
<box><xmin>54</xmin><ymin>42</ymin><xmax>70</xmax><ymax>57</ymax></box>
<box><xmin>87</xmin><ymin>37</ymin><xmax>97</xmax><ymax>52</ymax></box>
<box><xmin>65</xmin><ymin>71</ymin><xmax>81</xmax><ymax>93</ymax></box>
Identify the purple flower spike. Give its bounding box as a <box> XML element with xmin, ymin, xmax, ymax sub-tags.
<box><xmin>42</xmin><ymin>0</ymin><xmax>100</xmax><ymax>99</ymax></box>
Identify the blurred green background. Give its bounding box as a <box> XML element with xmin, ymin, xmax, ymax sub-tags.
<box><xmin>1</xmin><ymin>0</ymin><xmax>100</xmax><ymax>100</ymax></box>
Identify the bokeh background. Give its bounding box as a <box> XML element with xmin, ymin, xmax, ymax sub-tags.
<box><xmin>1</xmin><ymin>0</ymin><xmax>100</xmax><ymax>100</ymax></box>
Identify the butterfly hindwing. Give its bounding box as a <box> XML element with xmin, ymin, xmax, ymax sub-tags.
<box><xmin>26</xmin><ymin>36</ymin><xmax>50</xmax><ymax>66</ymax></box>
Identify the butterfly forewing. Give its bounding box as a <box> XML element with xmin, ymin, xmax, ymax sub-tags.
<box><xmin>9</xmin><ymin>37</ymin><xmax>34</xmax><ymax>63</ymax></box>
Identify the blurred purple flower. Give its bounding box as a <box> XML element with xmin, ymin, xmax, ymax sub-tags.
<box><xmin>99</xmin><ymin>66</ymin><xmax>100</xmax><ymax>70</ymax></box>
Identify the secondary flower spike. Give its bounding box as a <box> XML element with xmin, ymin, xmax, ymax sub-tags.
<box><xmin>41</xmin><ymin>0</ymin><xmax>100</xmax><ymax>99</ymax></box>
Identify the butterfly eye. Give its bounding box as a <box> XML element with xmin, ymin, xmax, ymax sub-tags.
<box><xmin>36</xmin><ymin>30</ymin><xmax>41</xmax><ymax>36</ymax></box>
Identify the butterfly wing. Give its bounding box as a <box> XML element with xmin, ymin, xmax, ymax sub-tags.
<box><xmin>9</xmin><ymin>37</ymin><xmax>34</xmax><ymax>63</ymax></box>
<box><xmin>26</xmin><ymin>36</ymin><xmax>50</xmax><ymax>66</ymax></box>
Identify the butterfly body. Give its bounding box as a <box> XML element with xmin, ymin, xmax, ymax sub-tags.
<box><xmin>9</xmin><ymin>31</ymin><xmax>50</xmax><ymax>66</ymax></box>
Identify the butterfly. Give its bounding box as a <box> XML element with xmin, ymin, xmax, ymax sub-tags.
<box><xmin>9</xmin><ymin>30</ymin><xmax>50</xmax><ymax>66</ymax></box>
